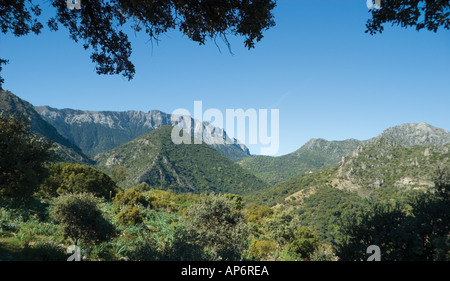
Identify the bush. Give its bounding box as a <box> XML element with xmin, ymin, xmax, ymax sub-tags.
<box><xmin>0</xmin><ymin>207</ymin><xmax>21</xmax><ymax>233</ymax></box>
<box><xmin>309</xmin><ymin>244</ymin><xmax>339</xmax><ymax>261</ymax></box>
<box><xmin>116</xmin><ymin>207</ymin><xmax>144</xmax><ymax>225</ymax></box>
<box><xmin>246</xmin><ymin>203</ymin><xmax>273</xmax><ymax>225</ymax></box>
<box><xmin>147</xmin><ymin>190</ymin><xmax>179</xmax><ymax>213</ymax></box>
<box><xmin>42</xmin><ymin>163</ymin><xmax>119</xmax><ymax>199</ymax></box>
<box><xmin>185</xmin><ymin>195</ymin><xmax>250</xmax><ymax>261</ymax></box>
<box><xmin>287</xmin><ymin>226</ymin><xmax>320</xmax><ymax>260</ymax></box>
<box><xmin>247</xmin><ymin>239</ymin><xmax>277</xmax><ymax>260</ymax></box>
<box><xmin>20</xmin><ymin>241</ymin><xmax>67</xmax><ymax>261</ymax></box>
<box><xmin>50</xmin><ymin>193</ymin><xmax>116</xmax><ymax>246</ymax></box>
<box><xmin>113</xmin><ymin>189</ymin><xmax>147</xmax><ymax>209</ymax></box>
<box><xmin>88</xmin><ymin>241</ymin><xmax>118</xmax><ymax>261</ymax></box>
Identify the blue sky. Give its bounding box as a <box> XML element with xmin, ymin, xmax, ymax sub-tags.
<box><xmin>1</xmin><ymin>0</ymin><xmax>449</xmax><ymax>156</ymax></box>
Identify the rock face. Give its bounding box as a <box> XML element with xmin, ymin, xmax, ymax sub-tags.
<box><xmin>369</xmin><ymin>122</ymin><xmax>450</xmax><ymax>147</ymax></box>
<box><xmin>35</xmin><ymin>106</ymin><xmax>251</xmax><ymax>161</ymax></box>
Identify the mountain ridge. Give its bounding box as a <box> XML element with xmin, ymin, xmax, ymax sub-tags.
<box><xmin>245</xmin><ymin>138</ymin><xmax>449</xmax><ymax>206</ymax></box>
<box><xmin>239</xmin><ymin>138</ymin><xmax>364</xmax><ymax>185</ymax></box>
<box><xmin>35</xmin><ymin>105</ymin><xmax>251</xmax><ymax>161</ymax></box>
<box><xmin>240</xmin><ymin>122</ymin><xmax>449</xmax><ymax>185</ymax></box>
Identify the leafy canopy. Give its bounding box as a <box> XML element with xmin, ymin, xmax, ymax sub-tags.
<box><xmin>0</xmin><ymin>0</ymin><xmax>277</xmax><ymax>88</ymax></box>
<box><xmin>366</xmin><ymin>0</ymin><xmax>450</xmax><ymax>35</ymax></box>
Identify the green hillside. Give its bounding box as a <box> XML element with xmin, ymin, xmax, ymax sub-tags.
<box><xmin>244</xmin><ymin>139</ymin><xmax>449</xmax><ymax>245</ymax></box>
<box><xmin>246</xmin><ymin>139</ymin><xmax>449</xmax><ymax>207</ymax></box>
<box><xmin>243</xmin><ymin>168</ymin><xmax>338</xmax><ymax>206</ymax></box>
<box><xmin>240</xmin><ymin>138</ymin><xmax>362</xmax><ymax>185</ymax></box>
<box><xmin>336</xmin><ymin>138</ymin><xmax>450</xmax><ymax>190</ymax></box>
<box><xmin>240</xmin><ymin>123</ymin><xmax>449</xmax><ymax>186</ymax></box>
<box><xmin>95</xmin><ymin>125</ymin><xmax>268</xmax><ymax>195</ymax></box>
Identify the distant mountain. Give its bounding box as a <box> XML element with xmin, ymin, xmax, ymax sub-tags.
<box><xmin>35</xmin><ymin>106</ymin><xmax>251</xmax><ymax>161</ymax></box>
<box><xmin>94</xmin><ymin>125</ymin><xmax>268</xmax><ymax>195</ymax></box>
<box><xmin>240</xmin><ymin>123</ymin><xmax>450</xmax><ymax>185</ymax></box>
<box><xmin>0</xmin><ymin>91</ymin><xmax>93</xmax><ymax>164</ymax></box>
<box><xmin>239</xmin><ymin>138</ymin><xmax>363</xmax><ymax>185</ymax></box>
<box><xmin>246</xmin><ymin>138</ymin><xmax>449</xmax><ymax>206</ymax></box>
<box><xmin>370</xmin><ymin>122</ymin><xmax>450</xmax><ymax>147</ymax></box>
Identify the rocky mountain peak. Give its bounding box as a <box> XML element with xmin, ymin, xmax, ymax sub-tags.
<box><xmin>372</xmin><ymin>122</ymin><xmax>450</xmax><ymax>147</ymax></box>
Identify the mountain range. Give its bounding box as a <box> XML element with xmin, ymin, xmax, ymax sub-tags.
<box><xmin>35</xmin><ymin>106</ymin><xmax>251</xmax><ymax>161</ymax></box>
<box><xmin>246</xmin><ymin>138</ymin><xmax>450</xmax><ymax>206</ymax></box>
<box><xmin>239</xmin><ymin>122</ymin><xmax>450</xmax><ymax>185</ymax></box>
<box><xmin>2</xmin><ymin>90</ymin><xmax>449</xmax><ymax>263</ymax></box>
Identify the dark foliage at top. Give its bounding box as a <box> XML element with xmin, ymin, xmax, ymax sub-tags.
<box><xmin>0</xmin><ymin>0</ymin><xmax>276</xmax><ymax>87</ymax></box>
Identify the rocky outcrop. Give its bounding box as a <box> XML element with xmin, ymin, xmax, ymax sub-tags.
<box><xmin>337</xmin><ymin>138</ymin><xmax>449</xmax><ymax>191</ymax></box>
<box><xmin>369</xmin><ymin>122</ymin><xmax>450</xmax><ymax>147</ymax></box>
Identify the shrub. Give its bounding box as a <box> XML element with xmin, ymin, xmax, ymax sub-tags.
<box><xmin>247</xmin><ymin>239</ymin><xmax>277</xmax><ymax>260</ymax></box>
<box><xmin>147</xmin><ymin>190</ymin><xmax>179</xmax><ymax>212</ymax></box>
<box><xmin>116</xmin><ymin>207</ymin><xmax>144</xmax><ymax>225</ymax></box>
<box><xmin>113</xmin><ymin>189</ymin><xmax>147</xmax><ymax>209</ymax></box>
<box><xmin>185</xmin><ymin>195</ymin><xmax>250</xmax><ymax>261</ymax></box>
<box><xmin>309</xmin><ymin>244</ymin><xmax>339</xmax><ymax>261</ymax></box>
<box><xmin>42</xmin><ymin>163</ymin><xmax>119</xmax><ymax>199</ymax></box>
<box><xmin>246</xmin><ymin>203</ymin><xmax>273</xmax><ymax>225</ymax></box>
<box><xmin>287</xmin><ymin>226</ymin><xmax>320</xmax><ymax>260</ymax></box>
<box><xmin>50</xmin><ymin>193</ymin><xmax>116</xmax><ymax>246</ymax></box>
<box><xmin>21</xmin><ymin>241</ymin><xmax>67</xmax><ymax>261</ymax></box>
